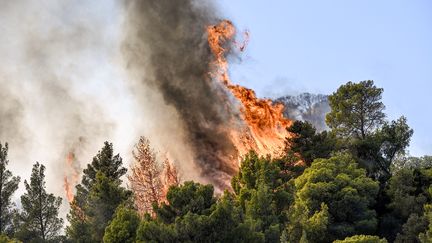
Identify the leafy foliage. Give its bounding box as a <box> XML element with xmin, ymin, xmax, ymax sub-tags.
<box><xmin>333</xmin><ymin>235</ymin><xmax>387</xmax><ymax>243</ymax></box>
<box><xmin>286</xmin><ymin>153</ymin><xmax>379</xmax><ymax>242</ymax></box>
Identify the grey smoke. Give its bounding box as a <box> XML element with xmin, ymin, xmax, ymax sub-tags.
<box><xmin>276</xmin><ymin>93</ymin><xmax>330</xmax><ymax>131</ymax></box>
<box><xmin>0</xmin><ymin>0</ymin><xmax>138</xmax><ymax>218</ymax></box>
<box><xmin>0</xmin><ymin>0</ymin><xmax>248</xmax><ymax>208</ymax></box>
<box><xmin>121</xmin><ymin>0</ymin><xmax>243</xmax><ymax>188</ymax></box>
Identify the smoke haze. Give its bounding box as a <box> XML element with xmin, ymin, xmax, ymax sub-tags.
<box><xmin>0</xmin><ymin>0</ymin><xmax>249</xmax><ymax>219</ymax></box>
<box><xmin>0</xmin><ymin>0</ymin><xmax>140</xmax><ymax>218</ymax></box>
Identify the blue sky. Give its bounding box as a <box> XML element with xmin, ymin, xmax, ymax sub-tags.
<box><xmin>218</xmin><ymin>0</ymin><xmax>432</xmax><ymax>156</ymax></box>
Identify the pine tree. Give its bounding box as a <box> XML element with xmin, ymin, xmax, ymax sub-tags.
<box><xmin>81</xmin><ymin>141</ymin><xmax>127</xmax><ymax>193</ymax></box>
<box><xmin>18</xmin><ymin>162</ymin><xmax>63</xmax><ymax>242</ymax></box>
<box><xmin>326</xmin><ymin>80</ymin><xmax>386</xmax><ymax>139</ymax></box>
<box><xmin>0</xmin><ymin>143</ymin><xmax>20</xmax><ymax>236</ymax></box>
<box><xmin>128</xmin><ymin>137</ymin><xmax>163</xmax><ymax>216</ymax></box>
<box><xmin>66</xmin><ymin>142</ymin><xmax>130</xmax><ymax>242</ymax></box>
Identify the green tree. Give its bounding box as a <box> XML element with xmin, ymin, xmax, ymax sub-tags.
<box><xmin>87</xmin><ymin>172</ymin><xmax>130</xmax><ymax>241</ymax></box>
<box><xmin>231</xmin><ymin>151</ymin><xmax>299</xmax><ymax>242</ymax></box>
<box><xmin>326</xmin><ymin>80</ymin><xmax>385</xmax><ymax>139</ymax></box>
<box><xmin>379</xmin><ymin>168</ymin><xmax>432</xmax><ymax>241</ymax></box>
<box><xmin>286</xmin><ymin>120</ymin><xmax>336</xmax><ymax>165</ymax></box>
<box><xmin>380</xmin><ymin>117</ymin><xmax>413</xmax><ymax>167</ymax></box>
<box><xmin>0</xmin><ymin>143</ymin><xmax>20</xmax><ymax>236</ymax></box>
<box><xmin>154</xmin><ymin>181</ymin><xmax>215</xmax><ymax>224</ymax></box>
<box><xmin>81</xmin><ymin>142</ymin><xmax>127</xmax><ymax>193</ymax></box>
<box><xmin>394</xmin><ymin>213</ymin><xmax>427</xmax><ymax>243</ymax></box>
<box><xmin>333</xmin><ymin>235</ymin><xmax>387</xmax><ymax>243</ymax></box>
<box><xmin>17</xmin><ymin>162</ymin><xmax>63</xmax><ymax>242</ymax></box>
<box><xmin>137</xmin><ymin>182</ymin><xmax>264</xmax><ymax>243</ymax></box>
<box><xmin>66</xmin><ymin>142</ymin><xmax>130</xmax><ymax>242</ymax></box>
<box><xmin>286</xmin><ymin>153</ymin><xmax>379</xmax><ymax>242</ymax></box>
<box><xmin>65</xmin><ymin>199</ymin><xmax>91</xmax><ymax>243</ymax></box>
<box><xmin>103</xmin><ymin>206</ymin><xmax>140</xmax><ymax>243</ymax></box>
<box><xmin>326</xmin><ymin>81</ymin><xmax>413</xmax><ymax>182</ymax></box>
<box><xmin>362</xmin><ymin>116</ymin><xmax>413</xmax><ymax>180</ymax></box>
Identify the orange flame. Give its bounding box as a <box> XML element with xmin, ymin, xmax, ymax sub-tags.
<box><xmin>207</xmin><ymin>20</ymin><xmax>292</xmax><ymax>158</ymax></box>
<box><xmin>63</xmin><ymin>152</ymin><xmax>80</xmax><ymax>203</ymax></box>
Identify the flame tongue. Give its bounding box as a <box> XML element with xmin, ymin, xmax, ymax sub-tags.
<box><xmin>64</xmin><ymin>151</ymin><xmax>80</xmax><ymax>203</ymax></box>
<box><xmin>207</xmin><ymin>20</ymin><xmax>292</xmax><ymax>158</ymax></box>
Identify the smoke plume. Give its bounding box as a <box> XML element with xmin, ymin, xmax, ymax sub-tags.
<box><xmin>0</xmin><ymin>0</ymin><xmax>141</xmax><ymax>217</ymax></box>
<box><xmin>121</xmin><ymin>0</ymin><xmax>243</xmax><ymax>188</ymax></box>
<box><xmin>0</xmin><ymin>0</ymin><xmax>246</xmax><ymax>214</ymax></box>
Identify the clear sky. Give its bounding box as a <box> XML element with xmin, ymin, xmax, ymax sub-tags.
<box><xmin>218</xmin><ymin>0</ymin><xmax>432</xmax><ymax>156</ymax></box>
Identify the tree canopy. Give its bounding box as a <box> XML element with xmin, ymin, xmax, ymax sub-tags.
<box><xmin>326</xmin><ymin>80</ymin><xmax>385</xmax><ymax>139</ymax></box>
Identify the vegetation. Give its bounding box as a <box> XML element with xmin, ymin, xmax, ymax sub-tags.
<box><xmin>0</xmin><ymin>80</ymin><xmax>431</xmax><ymax>242</ymax></box>
<box><xmin>16</xmin><ymin>163</ymin><xmax>63</xmax><ymax>242</ymax></box>
<box><xmin>0</xmin><ymin>143</ymin><xmax>20</xmax><ymax>236</ymax></box>
<box><xmin>66</xmin><ymin>142</ymin><xmax>131</xmax><ymax>242</ymax></box>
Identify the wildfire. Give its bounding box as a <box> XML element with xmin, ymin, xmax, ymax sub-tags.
<box><xmin>63</xmin><ymin>151</ymin><xmax>80</xmax><ymax>203</ymax></box>
<box><xmin>207</xmin><ymin>20</ymin><xmax>292</xmax><ymax>158</ymax></box>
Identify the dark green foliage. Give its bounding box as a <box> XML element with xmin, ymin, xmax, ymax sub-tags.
<box><xmin>65</xmin><ymin>197</ymin><xmax>92</xmax><ymax>242</ymax></box>
<box><xmin>379</xmin><ymin>168</ymin><xmax>432</xmax><ymax>241</ymax></box>
<box><xmin>419</xmin><ymin>203</ymin><xmax>432</xmax><ymax>242</ymax></box>
<box><xmin>81</xmin><ymin>141</ymin><xmax>127</xmax><ymax>192</ymax></box>
<box><xmin>155</xmin><ymin>181</ymin><xmax>215</xmax><ymax>223</ymax></box>
<box><xmin>367</xmin><ymin>117</ymin><xmax>413</xmax><ymax>180</ymax></box>
<box><xmin>103</xmin><ymin>206</ymin><xmax>140</xmax><ymax>243</ymax></box>
<box><xmin>326</xmin><ymin>80</ymin><xmax>385</xmax><ymax>139</ymax></box>
<box><xmin>0</xmin><ymin>143</ymin><xmax>20</xmax><ymax>236</ymax></box>
<box><xmin>395</xmin><ymin>213</ymin><xmax>427</xmax><ymax>243</ymax></box>
<box><xmin>136</xmin><ymin>218</ymin><xmax>178</xmax><ymax>243</ymax></box>
<box><xmin>87</xmin><ymin>172</ymin><xmax>131</xmax><ymax>241</ymax></box>
<box><xmin>286</xmin><ymin>153</ymin><xmax>379</xmax><ymax>242</ymax></box>
<box><xmin>231</xmin><ymin>151</ymin><xmax>300</xmax><ymax>242</ymax></box>
<box><xmin>325</xmin><ymin>81</ymin><xmax>413</xmax><ymax>184</ymax></box>
<box><xmin>380</xmin><ymin>117</ymin><xmax>413</xmax><ymax>166</ymax></box>
<box><xmin>333</xmin><ymin>235</ymin><xmax>387</xmax><ymax>243</ymax></box>
<box><xmin>66</xmin><ymin>142</ymin><xmax>130</xmax><ymax>242</ymax></box>
<box><xmin>17</xmin><ymin>162</ymin><xmax>63</xmax><ymax>242</ymax></box>
<box><xmin>348</xmin><ymin>117</ymin><xmax>413</xmax><ymax>184</ymax></box>
<box><xmin>387</xmin><ymin>168</ymin><xmax>432</xmax><ymax>219</ymax></box>
<box><xmin>136</xmin><ymin>182</ymin><xmax>264</xmax><ymax>243</ymax></box>
<box><xmin>286</xmin><ymin>120</ymin><xmax>336</xmax><ymax>165</ymax></box>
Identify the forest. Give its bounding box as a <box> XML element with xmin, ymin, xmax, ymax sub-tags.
<box><xmin>0</xmin><ymin>80</ymin><xmax>431</xmax><ymax>243</ymax></box>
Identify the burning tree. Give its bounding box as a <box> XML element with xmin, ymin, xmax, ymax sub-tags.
<box><xmin>128</xmin><ymin>137</ymin><xmax>180</xmax><ymax>216</ymax></box>
<box><xmin>129</xmin><ymin>137</ymin><xmax>161</xmax><ymax>215</ymax></box>
<box><xmin>162</xmin><ymin>157</ymin><xmax>180</xmax><ymax>197</ymax></box>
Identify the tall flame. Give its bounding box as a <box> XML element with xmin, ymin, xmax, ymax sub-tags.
<box><xmin>207</xmin><ymin>20</ymin><xmax>292</xmax><ymax>158</ymax></box>
<box><xmin>63</xmin><ymin>151</ymin><xmax>80</xmax><ymax>203</ymax></box>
